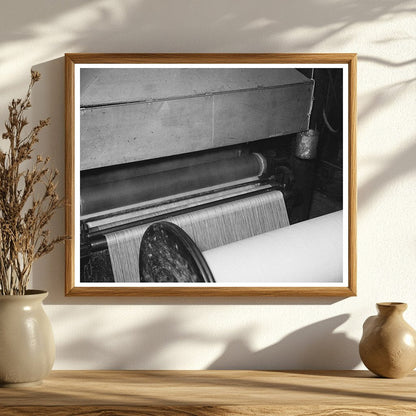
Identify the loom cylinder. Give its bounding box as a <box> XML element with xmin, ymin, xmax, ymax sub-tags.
<box><xmin>203</xmin><ymin>210</ymin><xmax>343</xmax><ymax>283</ymax></box>
<box><xmin>81</xmin><ymin>153</ymin><xmax>266</xmax><ymax>216</ymax></box>
<box><xmin>81</xmin><ymin>148</ymin><xmax>243</xmax><ymax>188</ymax></box>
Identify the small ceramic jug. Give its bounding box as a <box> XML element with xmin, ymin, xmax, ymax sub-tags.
<box><xmin>359</xmin><ymin>302</ymin><xmax>416</xmax><ymax>378</ymax></box>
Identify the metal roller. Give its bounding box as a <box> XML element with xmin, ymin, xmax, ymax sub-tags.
<box><xmin>81</xmin><ymin>153</ymin><xmax>267</xmax><ymax>216</ymax></box>
<box><xmin>81</xmin><ymin>148</ymin><xmax>243</xmax><ymax>188</ymax></box>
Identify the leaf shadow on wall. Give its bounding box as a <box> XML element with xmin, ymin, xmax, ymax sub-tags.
<box><xmin>356</xmin><ymin>55</ymin><xmax>416</xmax><ymax>211</ymax></box>
<box><xmin>53</xmin><ymin>310</ymin><xmax>214</xmax><ymax>369</ymax></box>
<box><xmin>207</xmin><ymin>314</ymin><xmax>360</xmax><ymax>370</ymax></box>
<box><xmin>358</xmin><ymin>139</ymin><xmax>416</xmax><ymax>210</ymax></box>
<box><xmin>0</xmin><ymin>0</ymin><xmax>414</xmax><ymax>96</ymax></box>
<box><xmin>52</xmin><ymin>307</ymin><xmax>359</xmax><ymax>370</ymax></box>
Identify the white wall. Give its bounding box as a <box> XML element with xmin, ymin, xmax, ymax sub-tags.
<box><xmin>1</xmin><ymin>0</ymin><xmax>415</xmax><ymax>370</ymax></box>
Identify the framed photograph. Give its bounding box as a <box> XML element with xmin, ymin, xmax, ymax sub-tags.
<box><xmin>65</xmin><ymin>53</ymin><xmax>356</xmax><ymax>296</ymax></box>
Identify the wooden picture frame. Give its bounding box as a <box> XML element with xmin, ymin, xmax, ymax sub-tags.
<box><xmin>65</xmin><ymin>53</ymin><xmax>356</xmax><ymax>296</ymax></box>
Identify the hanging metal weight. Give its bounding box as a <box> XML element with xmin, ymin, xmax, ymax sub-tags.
<box><xmin>295</xmin><ymin>129</ymin><xmax>319</xmax><ymax>160</ymax></box>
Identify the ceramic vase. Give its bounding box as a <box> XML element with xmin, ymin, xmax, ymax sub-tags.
<box><xmin>0</xmin><ymin>290</ymin><xmax>55</xmax><ymax>387</ymax></box>
<box><xmin>359</xmin><ymin>302</ymin><xmax>416</xmax><ymax>378</ymax></box>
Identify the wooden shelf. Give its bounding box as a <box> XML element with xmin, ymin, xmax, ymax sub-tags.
<box><xmin>1</xmin><ymin>370</ymin><xmax>415</xmax><ymax>415</ymax></box>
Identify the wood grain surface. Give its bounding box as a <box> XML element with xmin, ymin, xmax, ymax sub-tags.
<box><xmin>1</xmin><ymin>370</ymin><xmax>415</xmax><ymax>415</ymax></box>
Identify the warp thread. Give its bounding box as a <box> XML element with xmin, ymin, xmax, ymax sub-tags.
<box><xmin>106</xmin><ymin>190</ymin><xmax>289</xmax><ymax>283</ymax></box>
<box><xmin>86</xmin><ymin>180</ymin><xmax>269</xmax><ymax>234</ymax></box>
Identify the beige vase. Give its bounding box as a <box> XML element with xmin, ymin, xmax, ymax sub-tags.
<box><xmin>0</xmin><ymin>290</ymin><xmax>55</xmax><ymax>387</ymax></box>
<box><xmin>359</xmin><ymin>302</ymin><xmax>416</xmax><ymax>378</ymax></box>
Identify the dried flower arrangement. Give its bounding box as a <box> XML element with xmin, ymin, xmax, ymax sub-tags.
<box><xmin>0</xmin><ymin>71</ymin><xmax>65</xmax><ymax>295</ymax></box>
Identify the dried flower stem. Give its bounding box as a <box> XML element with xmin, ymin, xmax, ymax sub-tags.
<box><xmin>0</xmin><ymin>71</ymin><xmax>66</xmax><ymax>295</ymax></box>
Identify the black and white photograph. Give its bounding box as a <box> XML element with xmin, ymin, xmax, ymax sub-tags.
<box><xmin>65</xmin><ymin>54</ymin><xmax>356</xmax><ymax>295</ymax></box>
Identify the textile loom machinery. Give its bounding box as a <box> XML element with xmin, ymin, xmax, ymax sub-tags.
<box><xmin>79</xmin><ymin>68</ymin><xmax>343</xmax><ymax>283</ymax></box>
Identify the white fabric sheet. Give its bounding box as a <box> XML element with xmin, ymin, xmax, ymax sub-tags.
<box><xmin>203</xmin><ymin>210</ymin><xmax>343</xmax><ymax>283</ymax></box>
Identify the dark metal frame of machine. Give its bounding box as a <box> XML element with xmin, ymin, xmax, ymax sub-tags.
<box><xmin>65</xmin><ymin>53</ymin><xmax>357</xmax><ymax>297</ymax></box>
